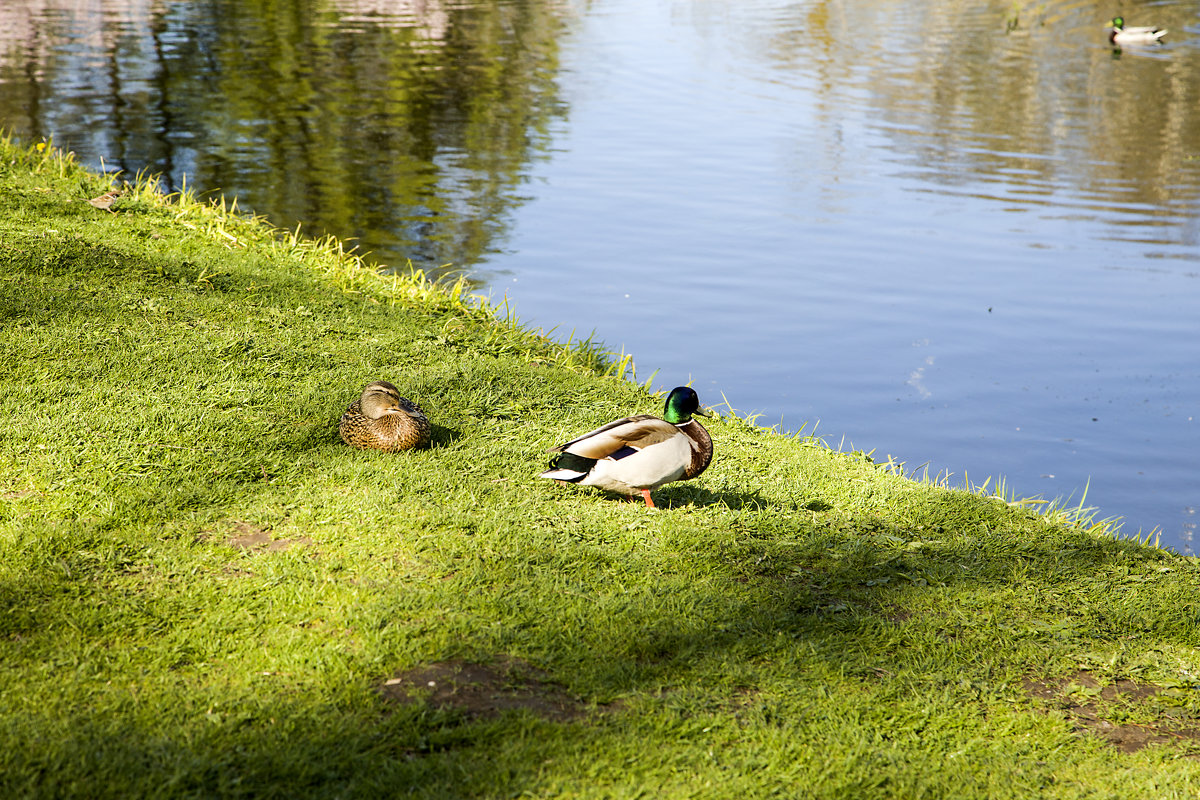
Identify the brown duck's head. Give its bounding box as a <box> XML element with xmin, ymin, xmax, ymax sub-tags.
<box><xmin>359</xmin><ymin>380</ymin><xmax>405</xmax><ymax>419</ymax></box>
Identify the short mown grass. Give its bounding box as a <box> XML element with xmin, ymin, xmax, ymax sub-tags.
<box><xmin>3</xmin><ymin>135</ymin><xmax>1200</xmax><ymax>799</ymax></box>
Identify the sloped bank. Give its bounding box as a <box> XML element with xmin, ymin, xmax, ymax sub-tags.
<box><xmin>2</xmin><ymin>136</ymin><xmax>1199</xmax><ymax>799</ymax></box>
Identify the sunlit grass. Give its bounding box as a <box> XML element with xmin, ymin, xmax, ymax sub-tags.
<box><xmin>876</xmin><ymin>450</ymin><xmax>1155</xmax><ymax>547</ymax></box>
<box><xmin>3</xmin><ymin>135</ymin><xmax>1200</xmax><ymax>798</ymax></box>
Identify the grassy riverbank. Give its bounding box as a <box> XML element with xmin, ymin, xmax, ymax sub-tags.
<box><xmin>3</xmin><ymin>136</ymin><xmax>1200</xmax><ymax>798</ymax></box>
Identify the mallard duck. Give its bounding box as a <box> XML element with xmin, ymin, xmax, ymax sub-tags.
<box><xmin>1106</xmin><ymin>17</ymin><xmax>1166</xmax><ymax>45</ymax></box>
<box><xmin>539</xmin><ymin>386</ymin><xmax>713</xmax><ymax>508</ymax></box>
<box><xmin>338</xmin><ymin>380</ymin><xmax>431</xmax><ymax>451</ymax></box>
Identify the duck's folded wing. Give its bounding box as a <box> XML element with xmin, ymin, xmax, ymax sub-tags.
<box><xmin>550</xmin><ymin>415</ymin><xmax>679</xmax><ymax>459</ymax></box>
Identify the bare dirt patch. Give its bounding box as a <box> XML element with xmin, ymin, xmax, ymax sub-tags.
<box><xmin>376</xmin><ymin>656</ymin><xmax>589</xmax><ymax>722</ymax></box>
<box><xmin>1024</xmin><ymin>670</ymin><xmax>1200</xmax><ymax>753</ymax></box>
<box><xmin>225</xmin><ymin>520</ymin><xmax>313</xmax><ymax>553</ymax></box>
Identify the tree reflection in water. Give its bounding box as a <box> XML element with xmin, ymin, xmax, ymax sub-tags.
<box><xmin>0</xmin><ymin>0</ymin><xmax>570</xmax><ymax>277</ymax></box>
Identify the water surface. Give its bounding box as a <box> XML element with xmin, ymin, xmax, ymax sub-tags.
<box><xmin>2</xmin><ymin>0</ymin><xmax>1197</xmax><ymax>550</ymax></box>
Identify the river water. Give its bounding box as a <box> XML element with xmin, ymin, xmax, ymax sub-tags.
<box><xmin>2</xmin><ymin>0</ymin><xmax>1198</xmax><ymax>551</ymax></box>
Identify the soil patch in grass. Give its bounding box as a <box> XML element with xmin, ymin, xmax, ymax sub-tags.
<box><xmin>1025</xmin><ymin>671</ymin><xmax>1200</xmax><ymax>754</ymax></box>
<box><xmin>216</xmin><ymin>521</ymin><xmax>314</xmax><ymax>553</ymax></box>
<box><xmin>377</xmin><ymin>656</ymin><xmax>589</xmax><ymax>722</ymax></box>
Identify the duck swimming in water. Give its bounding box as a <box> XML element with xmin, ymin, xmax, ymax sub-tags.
<box><xmin>1106</xmin><ymin>17</ymin><xmax>1167</xmax><ymax>46</ymax></box>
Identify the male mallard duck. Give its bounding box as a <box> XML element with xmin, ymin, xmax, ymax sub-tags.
<box><xmin>539</xmin><ymin>386</ymin><xmax>713</xmax><ymax>508</ymax></box>
<box><xmin>1106</xmin><ymin>17</ymin><xmax>1166</xmax><ymax>45</ymax></box>
<box><xmin>339</xmin><ymin>380</ymin><xmax>431</xmax><ymax>452</ymax></box>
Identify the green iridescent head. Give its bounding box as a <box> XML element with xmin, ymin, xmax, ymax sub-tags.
<box><xmin>662</xmin><ymin>386</ymin><xmax>708</xmax><ymax>424</ymax></box>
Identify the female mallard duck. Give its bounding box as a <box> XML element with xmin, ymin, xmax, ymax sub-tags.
<box><xmin>539</xmin><ymin>386</ymin><xmax>713</xmax><ymax>508</ymax></box>
<box><xmin>1106</xmin><ymin>17</ymin><xmax>1166</xmax><ymax>46</ymax></box>
<box><xmin>339</xmin><ymin>380</ymin><xmax>431</xmax><ymax>452</ymax></box>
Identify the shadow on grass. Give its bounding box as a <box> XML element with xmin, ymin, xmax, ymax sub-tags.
<box><xmin>656</xmin><ymin>484</ymin><xmax>837</xmax><ymax>512</ymax></box>
<box><xmin>656</xmin><ymin>484</ymin><xmax>771</xmax><ymax>510</ymax></box>
<box><xmin>429</xmin><ymin>423</ymin><xmax>463</xmax><ymax>448</ymax></box>
<box><xmin>6</xmin><ymin>479</ymin><xmax>1193</xmax><ymax>798</ymax></box>
<box><xmin>566</xmin><ymin>484</ymin><xmax>772</xmax><ymax>511</ymax></box>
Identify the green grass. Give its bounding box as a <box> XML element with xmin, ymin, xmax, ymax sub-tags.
<box><xmin>3</xmin><ymin>135</ymin><xmax>1200</xmax><ymax>798</ymax></box>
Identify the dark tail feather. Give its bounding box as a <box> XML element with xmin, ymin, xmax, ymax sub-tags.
<box><xmin>539</xmin><ymin>451</ymin><xmax>596</xmax><ymax>483</ymax></box>
<box><xmin>550</xmin><ymin>452</ymin><xmax>596</xmax><ymax>472</ymax></box>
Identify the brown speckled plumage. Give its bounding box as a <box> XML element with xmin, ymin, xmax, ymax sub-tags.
<box><xmin>339</xmin><ymin>380</ymin><xmax>431</xmax><ymax>452</ymax></box>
